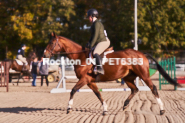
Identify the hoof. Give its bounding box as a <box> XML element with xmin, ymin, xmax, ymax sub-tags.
<box><xmin>160</xmin><ymin>110</ymin><xmax>165</xmax><ymax>115</ymax></box>
<box><xmin>103</xmin><ymin>111</ymin><xmax>108</xmax><ymax>115</ymax></box>
<box><xmin>123</xmin><ymin>105</ymin><xmax>129</xmax><ymax>111</ymax></box>
<box><xmin>67</xmin><ymin>108</ymin><xmax>72</xmax><ymax>114</ymax></box>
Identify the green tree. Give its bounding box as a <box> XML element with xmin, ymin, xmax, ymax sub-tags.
<box><xmin>137</xmin><ymin>0</ymin><xmax>185</xmax><ymax>54</ymax></box>
<box><xmin>0</xmin><ymin>0</ymin><xmax>75</xmax><ymax>59</ymax></box>
<box><xmin>71</xmin><ymin>0</ymin><xmax>185</xmax><ymax>55</ymax></box>
<box><xmin>1</xmin><ymin>0</ymin><xmax>184</xmax><ymax>59</ymax></box>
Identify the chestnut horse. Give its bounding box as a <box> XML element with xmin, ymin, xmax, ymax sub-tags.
<box><xmin>8</xmin><ymin>51</ymin><xmax>36</xmax><ymax>81</ymax></box>
<box><xmin>44</xmin><ymin>32</ymin><xmax>180</xmax><ymax>115</ymax></box>
<box><xmin>9</xmin><ymin>51</ymin><xmax>36</xmax><ymax>72</ymax></box>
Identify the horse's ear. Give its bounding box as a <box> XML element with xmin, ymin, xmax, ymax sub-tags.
<box><xmin>51</xmin><ymin>32</ymin><xmax>54</xmax><ymax>37</ymax></box>
<box><xmin>54</xmin><ymin>32</ymin><xmax>57</xmax><ymax>38</ymax></box>
<box><xmin>51</xmin><ymin>31</ymin><xmax>57</xmax><ymax>38</ymax></box>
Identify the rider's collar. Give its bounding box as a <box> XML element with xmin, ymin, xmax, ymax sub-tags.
<box><xmin>93</xmin><ymin>18</ymin><xmax>98</xmax><ymax>23</ymax></box>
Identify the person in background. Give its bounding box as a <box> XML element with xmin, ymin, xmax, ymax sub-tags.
<box><xmin>39</xmin><ymin>57</ymin><xmax>49</xmax><ymax>86</ymax></box>
<box><xmin>17</xmin><ymin>44</ymin><xmax>28</xmax><ymax>71</ymax></box>
<box><xmin>31</xmin><ymin>57</ymin><xmax>38</xmax><ymax>86</ymax></box>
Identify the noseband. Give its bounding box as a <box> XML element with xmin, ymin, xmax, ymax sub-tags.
<box><xmin>45</xmin><ymin>38</ymin><xmax>62</xmax><ymax>56</ymax></box>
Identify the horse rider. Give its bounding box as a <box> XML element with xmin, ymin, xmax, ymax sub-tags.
<box><xmin>86</xmin><ymin>9</ymin><xmax>110</xmax><ymax>74</ymax></box>
<box><xmin>16</xmin><ymin>44</ymin><xmax>28</xmax><ymax>71</ymax></box>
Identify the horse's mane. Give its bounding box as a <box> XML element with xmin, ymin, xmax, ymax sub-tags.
<box><xmin>58</xmin><ymin>36</ymin><xmax>82</xmax><ymax>49</ymax></box>
<box><xmin>27</xmin><ymin>51</ymin><xmax>37</xmax><ymax>60</ymax></box>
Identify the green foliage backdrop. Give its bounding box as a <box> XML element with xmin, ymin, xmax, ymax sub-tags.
<box><xmin>0</xmin><ymin>0</ymin><xmax>184</xmax><ymax>59</ymax></box>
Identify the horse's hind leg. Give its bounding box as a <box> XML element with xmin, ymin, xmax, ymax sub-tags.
<box><xmin>67</xmin><ymin>78</ymin><xmax>87</xmax><ymax>114</ymax></box>
<box><xmin>142</xmin><ymin>77</ymin><xmax>165</xmax><ymax>115</ymax></box>
<box><xmin>87</xmin><ymin>82</ymin><xmax>108</xmax><ymax>115</ymax></box>
<box><xmin>123</xmin><ymin>78</ymin><xmax>139</xmax><ymax>110</ymax></box>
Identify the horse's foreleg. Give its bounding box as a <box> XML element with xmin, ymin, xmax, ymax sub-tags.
<box><xmin>123</xmin><ymin>80</ymin><xmax>139</xmax><ymax>110</ymax></box>
<box><xmin>87</xmin><ymin>83</ymin><xmax>108</xmax><ymax>115</ymax></box>
<box><xmin>67</xmin><ymin>78</ymin><xmax>87</xmax><ymax>114</ymax></box>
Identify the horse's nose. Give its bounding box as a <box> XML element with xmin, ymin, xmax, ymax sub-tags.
<box><xmin>44</xmin><ymin>53</ymin><xmax>50</xmax><ymax>58</ymax></box>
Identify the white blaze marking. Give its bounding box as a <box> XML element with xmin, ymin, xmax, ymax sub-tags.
<box><xmin>156</xmin><ymin>98</ymin><xmax>164</xmax><ymax>110</ymax></box>
<box><xmin>44</xmin><ymin>50</ymin><xmax>46</xmax><ymax>53</ymax></box>
<box><xmin>103</xmin><ymin>101</ymin><xmax>108</xmax><ymax>111</ymax></box>
<box><xmin>68</xmin><ymin>99</ymin><xmax>73</xmax><ymax>109</ymax></box>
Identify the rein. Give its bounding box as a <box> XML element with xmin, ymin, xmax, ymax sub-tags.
<box><xmin>59</xmin><ymin>49</ymin><xmax>90</xmax><ymax>55</ymax></box>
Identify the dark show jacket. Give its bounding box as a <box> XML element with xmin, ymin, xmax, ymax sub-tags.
<box><xmin>89</xmin><ymin>20</ymin><xmax>107</xmax><ymax>48</ymax></box>
<box><xmin>17</xmin><ymin>48</ymin><xmax>25</xmax><ymax>57</ymax></box>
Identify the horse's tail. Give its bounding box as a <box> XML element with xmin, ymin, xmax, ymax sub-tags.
<box><xmin>144</xmin><ymin>53</ymin><xmax>181</xmax><ymax>87</ymax></box>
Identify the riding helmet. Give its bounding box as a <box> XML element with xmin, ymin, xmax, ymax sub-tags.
<box><xmin>87</xmin><ymin>9</ymin><xmax>98</xmax><ymax>18</ymax></box>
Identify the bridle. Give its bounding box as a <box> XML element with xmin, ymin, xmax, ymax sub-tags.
<box><xmin>45</xmin><ymin>37</ymin><xmax>90</xmax><ymax>56</ymax></box>
<box><xmin>45</xmin><ymin>38</ymin><xmax>62</xmax><ymax>56</ymax></box>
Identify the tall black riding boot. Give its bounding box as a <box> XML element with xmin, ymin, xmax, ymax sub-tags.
<box><xmin>93</xmin><ymin>53</ymin><xmax>104</xmax><ymax>74</ymax></box>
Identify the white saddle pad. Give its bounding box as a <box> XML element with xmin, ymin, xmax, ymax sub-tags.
<box><xmin>102</xmin><ymin>50</ymin><xmax>114</xmax><ymax>64</ymax></box>
<box><xmin>15</xmin><ymin>59</ymin><xmax>28</xmax><ymax>65</ymax></box>
<box><xmin>89</xmin><ymin>50</ymin><xmax>114</xmax><ymax>65</ymax></box>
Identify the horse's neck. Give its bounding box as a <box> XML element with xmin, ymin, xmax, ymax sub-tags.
<box><xmin>26</xmin><ymin>58</ymin><xmax>32</xmax><ymax>65</ymax></box>
<box><xmin>62</xmin><ymin>39</ymin><xmax>84</xmax><ymax>60</ymax></box>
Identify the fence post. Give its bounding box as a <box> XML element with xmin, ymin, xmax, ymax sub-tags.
<box><xmin>159</xmin><ymin>61</ymin><xmax>161</xmax><ymax>90</ymax></box>
<box><xmin>170</xmin><ymin>58</ymin><xmax>172</xmax><ymax>79</ymax></box>
<box><xmin>164</xmin><ymin>60</ymin><xmax>167</xmax><ymax>84</ymax></box>
<box><xmin>0</xmin><ymin>61</ymin><xmax>9</xmax><ymax>92</ymax></box>
<box><xmin>159</xmin><ymin>57</ymin><xmax>176</xmax><ymax>90</ymax></box>
<box><xmin>0</xmin><ymin>62</ymin><xmax>2</xmax><ymax>87</ymax></box>
<box><xmin>5</xmin><ymin>61</ymin><xmax>9</xmax><ymax>92</ymax></box>
<box><xmin>162</xmin><ymin>60</ymin><xmax>164</xmax><ymax>86</ymax></box>
<box><xmin>168</xmin><ymin>59</ymin><xmax>170</xmax><ymax>78</ymax></box>
<box><xmin>174</xmin><ymin>57</ymin><xmax>177</xmax><ymax>90</ymax></box>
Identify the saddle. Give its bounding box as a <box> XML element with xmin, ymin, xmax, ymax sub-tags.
<box><xmin>15</xmin><ymin>59</ymin><xmax>28</xmax><ymax>65</ymax></box>
<box><xmin>101</xmin><ymin>46</ymin><xmax>114</xmax><ymax>57</ymax></box>
<box><xmin>87</xmin><ymin>46</ymin><xmax>114</xmax><ymax>80</ymax></box>
<box><xmin>89</xmin><ymin>46</ymin><xmax>114</xmax><ymax>65</ymax></box>
<box><xmin>89</xmin><ymin>46</ymin><xmax>114</xmax><ymax>57</ymax></box>
<box><xmin>104</xmin><ymin>46</ymin><xmax>114</xmax><ymax>52</ymax></box>
<box><xmin>15</xmin><ymin>59</ymin><xmax>24</xmax><ymax>65</ymax></box>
